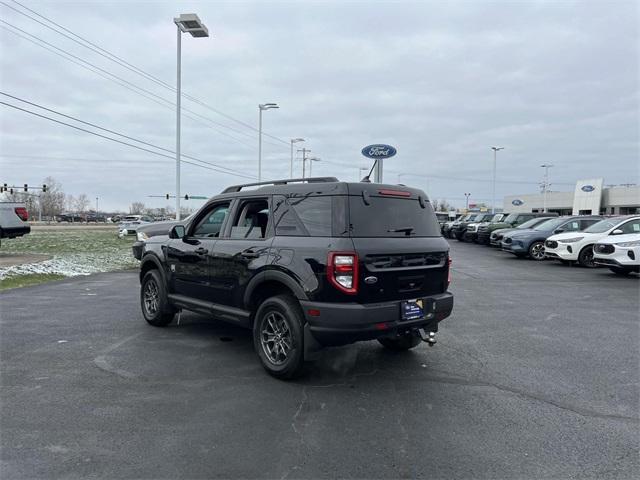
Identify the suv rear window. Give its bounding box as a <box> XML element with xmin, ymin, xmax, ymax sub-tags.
<box><xmin>348</xmin><ymin>196</ymin><xmax>441</xmax><ymax>237</ymax></box>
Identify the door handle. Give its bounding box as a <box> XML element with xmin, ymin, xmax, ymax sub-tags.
<box><xmin>241</xmin><ymin>249</ymin><xmax>259</xmax><ymax>259</ymax></box>
<box><xmin>194</xmin><ymin>247</ymin><xmax>209</xmax><ymax>255</ymax></box>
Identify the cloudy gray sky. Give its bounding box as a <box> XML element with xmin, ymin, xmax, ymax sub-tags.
<box><xmin>1</xmin><ymin>0</ymin><xmax>638</xmax><ymax>212</ymax></box>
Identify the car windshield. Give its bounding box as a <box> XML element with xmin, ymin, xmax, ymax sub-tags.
<box><xmin>503</xmin><ymin>213</ymin><xmax>520</xmax><ymax>223</ymax></box>
<box><xmin>533</xmin><ymin>217</ymin><xmax>567</xmax><ymax>231</ymax></box>
<box><xmin>517</xmin><ymin>218</ymin><xmax>546</xmax><ymax>229</ymax></box>
<box><xmin>491</xmin><ymin>214</ymin><xmax>505</xmax><ymax>222</ymax></box>
<box><xmin>584</xmin><ymin>218</ymin><xmax>621</xmax><ymax>233</ymax></box>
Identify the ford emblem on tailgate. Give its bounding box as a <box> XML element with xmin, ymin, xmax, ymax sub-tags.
<box><xmin>364</xmin><ymin>276</ymin><xmax>378</xmax><ymax>285</ymax></box>
<box><xmin>361</xmin><ymin>144</ymin><xmax>397</xmax><ymax>159</ymax></box>
<box><xmin>581</xmin><ymin>185</ymin><xmax>595</xmax><ymax>192</ymax></box>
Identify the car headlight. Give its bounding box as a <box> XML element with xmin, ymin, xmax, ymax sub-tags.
<box><xmin>558</xmin><ymin>237</ymin><xmax>584</xmax><ymax>243</ymax></box>
<box><xmin>615</xmin><ymin>240</ymin><xmax>640</xmax><ymax>247</ymax></box>
<box><xmin>136</xmin><ymin>231</ymin><xmax>149</xmax><ymax>241</ymax></box>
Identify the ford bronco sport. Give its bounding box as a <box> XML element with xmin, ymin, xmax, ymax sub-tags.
<box><xmin>137</xmin><ymin>177</ymin><xmax>454</xmax><ymax>379</ymax></box>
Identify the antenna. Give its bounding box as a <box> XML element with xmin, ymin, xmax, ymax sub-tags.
<box><xmin>360</xmin><ymin>159</ymin><xmax>378</xmax><ymax>183</ymax></box>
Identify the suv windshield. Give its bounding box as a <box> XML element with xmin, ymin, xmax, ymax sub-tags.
<box><xmin>584</xmin><ymin>218</ymin><xmax>621</xmax><ymax>233</ymax></box>
<box><xmin>348</xmin><ymin>196</ymin><xmax>441</xmax><ymax>237</ymax></box>
<box><xmin>533</xmin><ymin>217</ymin><xmax>566</xmax><ymax>231</ymax></box>
<box><xmin>502</xmin><ymin>213</ymin><xmax>520</xmax><ymax>223</ymax></box>
<box><xmin>490</xmin><ymin>214</ymin><xmax>505</xmax><ymax>222</ymax></box>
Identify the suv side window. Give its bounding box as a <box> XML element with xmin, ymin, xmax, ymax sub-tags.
<box><xmin>274</xmin><ymin>195</ymin><xmax>333</xmax><ymax>237</ymax></box>
<box><xmin>579</xmin><ymin>219</ymin><xmax>599</xmax><ymax>230</ymax></box>
<box><xmin>230</xmin><ymin>199</ymin><xmax>271</xmax><ymax>239</ymax></box>
<box><xmin>562</xmin><ymin>220</ymin><xmax>581</xmax><ymax>231</ymax></box>
<box><xmin>192</xmin><ymin>203</ymin><xmax>230</xmax><ymax>238</ymax></box>
<box><xmin>619</xmin><ymin>219</ymin><xmax>640</xmax><ymax>234</ymax></box>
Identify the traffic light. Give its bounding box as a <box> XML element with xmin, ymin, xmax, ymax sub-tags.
<box><xmin>24</xmin><ymin>184</ymin><xmax>28</xmax><ymax>192</ymax></box>
<box><xmin>184</xmin><ymin>194</ymin><xmax>189</xmax><ymax>200</ymax></box>
<box><xmin>166</xmin><ymin>194</ymin><xmax>170</xmax><ymax>200</ymax></box>
<box><xmin>2</xmin><ymin>183</ymin><xmax>7</xmax><ymax>192</ymax></box>
<box><xmin>42</xmin><ymin>184</ymin><xmax>47</xmax><ymax>192</ymax></box>
<box><xmin>9</xmin><ymin>188</ymin><xmax>14</xmax><ymax>194</ymax></box>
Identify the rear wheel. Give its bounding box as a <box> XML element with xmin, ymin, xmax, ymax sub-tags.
<box><xmin>528</xmin><ymin>241</ymin><xmax>546</xmax><ymax>261</ymax></box>
<box><xmin>253</xmin><ymin>295</ymin><xmax>306</xmax><ymax>379</ymax></box>
<box><xmin>378</xmin><ymin>333</ymin><xmax>422</xmax><ymax>351</ymax></box>
<box><xmin>140</xmin><ymin>270</ymin><xmax>175</xmax><ymax>326</ymax></box>
<box><xmin>578</xmin><ymin>245</ymin><xmax>596</xmax><ymax>268</ymax></box>
<box><xmin>609</xmin><ymin>267</ymin><xmax>633</xmax><ymax>276</ymax></box>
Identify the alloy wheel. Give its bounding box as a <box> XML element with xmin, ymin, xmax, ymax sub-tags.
<box><xmin>143</xmin><ymin>279</ymin><xmax>159</xmax><ymax>316</ymax></box>
<box><xmin>531</xmin><ymin>242</ymin><xmax>545</xmax><ymax>260</ymax></box>
<box><xmin>260</xmin><ymin>311</ymin><xmax>292</xmax><ymax>366</ymax></box>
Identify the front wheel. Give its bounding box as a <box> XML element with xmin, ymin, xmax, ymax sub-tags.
<box><xmin>528</xmin><ymin>241</ymin><xmax>546</xmax><ymax>261</ymax></box>
<box><xmin>378</xmin><ymin>333</ymin><xmax>422</xmax><ymax>351</ymax></box>
<box><xmin>253</xmin><ymin>295</ymin><xmax>306</xmax><ymax>379</ymax></box>
<box><xmin>140</xmin><ymin>270</ymin><xmax>175</xmax><ymax>326</ymax></box>
<box><xmin>578</xmin><ymin>245</ymin><xmax>596</xmax><ymax>268</ymax></box>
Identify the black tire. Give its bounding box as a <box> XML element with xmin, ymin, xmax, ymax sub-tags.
<box><xmin>253</xmin><ymin>295</ymin><xmax>305</xmax><ymax>380</ymax></box>
<box><xmin>378</xmin><ymin>333</ymin><xmax>422</xmax><ymax>351</ymax></box>
<box><xmin>609</xmin><ymin>267</ymin><xmax>632</xmax><ymax>276</ymax></box>
<box><xmin>140</xmin><ymin>269</ymin><xmax>175</xmax><ymax>326</ymax></box>
<box><xmin>528</xmin><ymin>241</ymin><xmax>546</xmax><ymax>261</ymax></box>
<box><xmin>578</xmin><ymin>245</ymin><xmax>596</xmax><ymax>268</ymax></box>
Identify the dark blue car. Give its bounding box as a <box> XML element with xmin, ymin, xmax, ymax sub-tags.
<box><xmin>501</xmin><ymin>215</ymin><xmax>602</xmax><ymax>260</ymax></box>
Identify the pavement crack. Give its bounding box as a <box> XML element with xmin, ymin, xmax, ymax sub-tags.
<box><xmin>92</xmin><ymin>332</ymin><xmax>142</xmax><ymax>380</ymax></box>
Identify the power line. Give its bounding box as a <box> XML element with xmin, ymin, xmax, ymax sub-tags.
<box><xmin>0</xmin><ymin>101</ymin><xmax>256</xmax><ymax>179</ymax></box>
<box><xmin>3</xmin><ymin>0</ymin><xmax>290</xmax><ymax>147</ymax></box>
<box><xmin>0</xmin><ymin>91</ymin><xmax>252</xmax><ymax>177</ymax></box>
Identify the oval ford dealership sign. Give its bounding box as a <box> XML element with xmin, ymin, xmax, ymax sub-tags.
<box><xmin>512</xmin><ymin>199</ymin><xmax>524</xmax><ymax>206</ymax></box>
<box><xmin>361</xmin><ymin>144</ymin><xmax>397</xmax><ymax>159</ymax></box>
<box><xmin>581</xmin><ymin>185</ymin><xmax>596</xmax><ymax>192</ymax></box>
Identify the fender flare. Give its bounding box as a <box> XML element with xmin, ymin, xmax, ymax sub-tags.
<box><xmin>243</xmin><ymin>269</ymin><xmax>309</xmax><ymax>309</ymax></box>
<box><xmin>139</xmin><ymin>252</ymin><xmax>167</xmax><ymax>285</ymax></box>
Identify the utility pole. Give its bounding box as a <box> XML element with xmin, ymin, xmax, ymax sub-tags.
<box><xmin>541</xmin><ymin>164</ymin><xmax>554</xmax><ymax>213</ymax></box>
<box><xmin>290</xmin><ymin>138</ymin><xmax>304</xmax><ymax>178</ymax></box>
<box><xmin>96</xmin><ymin>196</ymin><xmax>99</xmax><ymax>213</ymax></box>
<box><xmin>298</xmin><ymin>148</ymin><xmax>310</xmax><ymax>178</ymax></box>
<box><xmin>491</xmin><ymin>147</ymin><xmax>504</xmax><ymax>214</ymax></box>
<box><xmin>258</xmin><ymin>103</ymin><xmax>279</xmax><ymax>181</ymax></box>
<box><xmin>464</xmin><ymin>193</ymin><xmax>471</xmax><ymax>211</ymax></box>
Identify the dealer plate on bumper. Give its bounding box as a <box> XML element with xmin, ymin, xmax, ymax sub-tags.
<box><xmin>400</xmin><ymin>298</ymin><xmax>433</xmax><ymax>321</ymax></box>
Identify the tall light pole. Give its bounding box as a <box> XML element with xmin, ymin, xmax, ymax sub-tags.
<box><xmin>298</xmin><ymin>148</ymin><xmax>310</xmax><ymax>178</ymax></box>
<box><xmin>174</xmin><ymin>13</ymin><xmax>209</xmax><ymax>221</ymax></box>
<box><xmin>307</xmin><ymin>157</ymin><xmax>320</xmax><ymax>177</ymax></box>
<box><xmin>541</xmin><ymin>164</ymin><xmax>554</xmax><ymax>213</ymax></box>
<box><xmin>464</xmin><ymin>192</ymin><xmax>471</xmax><ymax>211</ymax></box>
<box><xmin>290</xmin><ymin>138</ymin><xmax>304</xmax><ymax>177</ymax></box>
<box><xmin>258</xmin><ymin>103</ymin><xmax>279</xmax><ymax>181</ymax></box>
<box><xmin>491</xmin><ymin>146</ymin><xmax>504</xmax><ymax>214</ymax></box>
<box><xmin>96</xmin><ymin>196</ymin><xmax>99</xmax><ymax>213</ymax></box>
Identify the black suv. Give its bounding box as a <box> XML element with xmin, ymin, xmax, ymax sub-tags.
<box><xmin>136</xmin><ymin>178</ymin><xmax>454</xmax><ymax>379</ymax></box>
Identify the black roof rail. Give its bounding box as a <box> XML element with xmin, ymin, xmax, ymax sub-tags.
<box><xmin>221</xmin><ymin>177</ymin><xmax>339</xmax><ymax>194</ymax></box>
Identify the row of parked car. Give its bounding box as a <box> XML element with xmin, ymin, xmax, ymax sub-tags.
<box><xmin>441</xmin><ymin>211</ymin><xmax>640</xmax><ymax>276</ymax></box>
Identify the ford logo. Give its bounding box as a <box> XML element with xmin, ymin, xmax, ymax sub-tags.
<box><xmin>581</xmin><ymin>185</ymin><xmax>595</xmax><ymax>192</ymax></box>
<box><xmin>511</xmin><ymin>199</ymin><xmax>524</xmax><ymax>206</ymax></box>
<box><xmin>361</xmin><ymin>144</ymin><xmax>397</xmax><ymax>159</ymax></box>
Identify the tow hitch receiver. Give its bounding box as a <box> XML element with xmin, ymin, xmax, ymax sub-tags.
<box><xmin>418</xmin><ymin>329</ymin><xmax>437</xmax><ymax>346</ymax></box>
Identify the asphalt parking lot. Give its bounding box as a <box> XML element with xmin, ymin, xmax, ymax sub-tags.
<box><xmin>1</xmin><ymin>241</ymin><xmax>638</xmax><ymax>479</ymax></box>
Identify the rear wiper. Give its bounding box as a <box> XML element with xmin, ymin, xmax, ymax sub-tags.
<box><xmin>387</xmin><ymin>227</ymin><xmax>414</xmax><ymax>236</ymax></box>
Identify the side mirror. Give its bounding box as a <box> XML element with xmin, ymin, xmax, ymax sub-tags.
<box><xmin>554</xmin><ymin>228</ymin><xmax>565</xmax><ymax>234</ymax></box>
<box><xmin>611</xmin><ymin>229</ymin><xmax>623</xmax><ymax>235</ymax></box>
<box><xmin>170</xmin><ymin>225</ymin><xmax>186</xmax><ymax>239</ymax></box>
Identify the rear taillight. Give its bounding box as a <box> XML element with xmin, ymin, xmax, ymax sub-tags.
<box><xmin>14</xmin><ymin>207</ymin><xmax>28</xmax><ymax>221</ymax></box>
<box><xmin>447</xmin><ymin>257</ymin><xmax>452</xmax><ymax>287</ymax></box>
<box><xmin>327</xmin><ymin>252</ymin><xmax>359</xmax><ymax>295</ymax></box>
<box><xmin>378</xmin><ymin>189</ymin><xmax>411</xmax><ymax>197</ymax></box>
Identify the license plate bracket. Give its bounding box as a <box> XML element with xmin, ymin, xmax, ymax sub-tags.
<box><xmin>400</xmin><ymin>298</ymin><xmax>432</xmax><ymax>321</ymax></box>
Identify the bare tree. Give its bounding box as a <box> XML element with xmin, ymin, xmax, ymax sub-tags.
<box><xmin>74</xmin><ymin>193</ymin><xmax>90</xmax><ymax>213</ymax></box>
<box><xmin>65</xmin><ymin>194</ymin><xmax>75</xmax><ymax>212</ymax></box>
<box><xmin>434</xmin><ymin>199</ymin><xmax>454</xmax><ymax>212</ymax></box>
<box><xmin>130</xmin><ymin>202</ymin><xmax>145</xmax><ymax>214</ymax></box>
<box><xmin>40</xmin><ymin>176</ymin><xmax>65</xmax><ymax>219</ymax></box>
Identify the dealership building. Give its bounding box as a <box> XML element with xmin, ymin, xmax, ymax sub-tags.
<box><xmin>504</xmin><ymin>179</ymin><xmax>640</xmax><ymax>216</ymax></box>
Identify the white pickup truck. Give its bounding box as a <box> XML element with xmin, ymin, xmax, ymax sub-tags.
<box><xmin>0</xmin><ymin>202</ymin><xmax>31</xmax><ymax>241</ymax></box>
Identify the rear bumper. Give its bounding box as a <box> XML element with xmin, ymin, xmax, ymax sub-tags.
<box><xmin>301</xmin><ymin>292</ymin><xmax>454</xmax><ymax>346</ymax></box>
<box><xmin>0</xmin><ymin>225</ymin><xmax>30</xmax><ymax>239</ymax></box>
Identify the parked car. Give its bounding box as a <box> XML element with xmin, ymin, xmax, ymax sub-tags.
<box><xmin>544</xmin><ymin>216</ymin><xmax>640</xmax><ymax>267</ymax></box>
<box><xmin>0</xmin><ymin>202</ymin><xmax>30</xmax><ymax>242</ymax></box>
<box><xmin>488</xmin><ymin>216</ymin><xmax>556</xmax><ymax>247</ymax></box>
<box><xmin>478</xmin><ymin>212</ymin><xmax>557</xmax><ymax>245</ymax></box>
<box><xmin>137</xmin><ymin>177</ymin><xmax>454</xmax><ymax>379</ymax></box>
<box><xmin>118</xmin><ymin>215</ymin><xmax>154</xmax><ymax>237</ymax></box>
<box><xmin>132</xmin><ymin>215</ymin><xmax>193</xmax><ymax>260</ymax></box>
<box><xmin>56</xmin><ymin>212</ymin><xmax>84</xmax><ymax>222</ymax></box>
<box><xmin>501</xmin><ymin>215</ymin><xmax>602</xmax><ymax>260</ymax></box>
<box><xmin>593</xmin><ymin>224</ymin><xmax>640</xmax><ymax>275</ymax></box>
<box><xmin>443</xmin><ymin>214</ymin><xmax>469</xmax><ymax>238</ymax></box>
<box><xmin>463</xmin><ymin>213</ymin><xmax>508</xmax><ymax>243</ymax></box>
<box><xmin>452</xmin><ymin>212</ymin><xmax>494</xmax><ymax>241</ymax></box>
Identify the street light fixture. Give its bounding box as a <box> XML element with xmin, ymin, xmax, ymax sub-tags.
<box><xmin>290</xmin><ymin>138</ymin><xmax>305</xmax><ymax>178</ymax></box>
<box><xmin>258</xmin><ymin>103</ymin><xmax>279</xmax><ymax>181</ymax></box>
<box><xmin>307</xmin><ymin>157</ymin><xmax>321</xmax><ymax>177</ymax></box>
<box><xmin>464</xmin><ymin>192</ymin><xmax>471</xmax><ymax>210</ymax></box>
<box><xmin>174</xmin><ymin>13</ymin><xmax>209</xmax><ymax>221</ymax></box>
<box><xmin>540</xmin><ymin>164</ymin><xmax>554</xmax><ymax>213</ymax></box>
<box><xmin>490</xmin><ymin>146</ymin><xmax>504</xmax><ymax>214</ymax></box>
